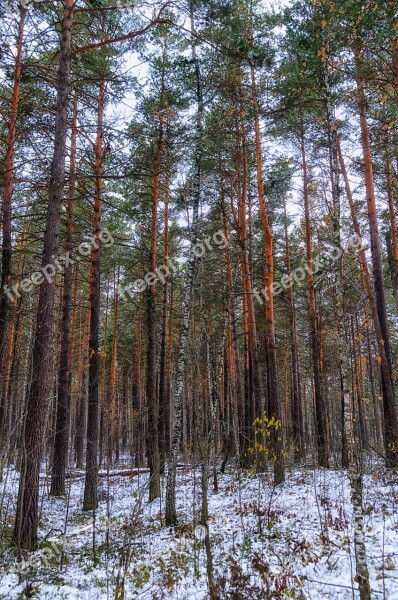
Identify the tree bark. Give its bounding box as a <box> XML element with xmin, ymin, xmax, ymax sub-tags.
<box><xmin>326</xmin><ymin>85</ymin><xmax>372</xmax><ymax>596</ymax></box>
<box><xmin>230</xmin><ymin>111</ymin><xmax>262</xmax><ymax>464</ymax></box>
<box><xmin>300</xmin><ymin>130</ymin><xmax>329</xmax><ymax>468</ymax></box>
<box><xmin>98</xmin><ymin>278</ymin><xmax>110</xmax><ymax>469</ymax></box>
<box><xmin>146</xmin><ymin>106</ymin><xmax>164</xmax><ymax>502</ymax></box>
<box><xmin>108</xmin><ymin>270</ymin><xmax>119</xmax><ymax>465</ymax></box>
<box><xmin>283</xmin><ymin>198</ymin><xmax>303</xmax><ymax>461</ymax></box>
<box><xmin>385</xmin><ymin>147</ymin><xmax>398</xmax><ymax>315</ymax></box>
<box><xmin>132</xmin><ymin>307</ymin><xmax>144</xmax><ymax>467</ymax></box>
<box><xmin>0</xmin><ymin>4</ymin><xmax>26</xmax><ymax>446</ymax></box>
<box><xmin>251</xmin><ymin>65</ymin><xmax>284</xmax><ymax>484</ymax></box>
<box><xmin>165</xmin><ymin>8</ymin><xmax>202</xmax><ymax>525</ymax></box>
<box><xmin>353</xmin><ymin>55</ymin><xmax>398</xmax><ymax>466</ymax></box>
<box><xmin>83</xmin><ymin>77</ymin><xmax>105</xmax><ymax>511</ymax></box>
<box><xmin>74</xmin><ymin>288</ymin><xmax>91</xmax><ymax>469</ymax></box>
<box><xmin>50</xmin><ymin>97</ymin><xmax>78</xmax><ymax>496</ymax></box>
<box><xmin>159</xmin><ymin>170</ymin><xmax>170</xmax><ymax>472</ymax></box>
<box><xmin>222</xmin><ymin>199</ymin><xmax>242</xmax><ymax>458</ymax></box>
<box><xmin>338</xmin><ymin>138</ymin><xmax>396</xmax><ymax>458</ymax></box>
<box><xmin>14</xmin><ymin>0</ymin><xmax>74</xmax><ymax>551</ymax></box>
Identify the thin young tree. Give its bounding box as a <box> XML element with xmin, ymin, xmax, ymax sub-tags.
<box><xmin>83</xmin><ymin>75</ymin><xmax>105</xmax><ymax>512</ymax></box>
<box><xmin>146</xmin><ymin>82</ymin><xmax>165</xmax><ymax>502</ymax></box>
<box><xmin>165</xmin><ymin>4</ymin><xmax>203</xmax><ymax>525</ymax></box>
<box><xmin>300</xmin><ymin>129</ymin><xmax>329</xmax><ymax>468</ymax></box>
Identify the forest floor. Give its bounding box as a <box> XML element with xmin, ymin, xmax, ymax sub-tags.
<box><xmin>0</xmin><ymin>459</ymin><xmax>397</xmax><ymax>599</ymax></box>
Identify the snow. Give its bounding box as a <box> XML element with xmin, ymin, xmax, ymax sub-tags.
<box><xmin>1</xmin><ymin>462</ymin><xmax>397</xmax><ymax>598</ymax></box>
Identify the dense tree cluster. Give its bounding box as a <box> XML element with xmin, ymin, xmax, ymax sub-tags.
<box><xmin>1</xmin><ymin>1</ymin><xmax>398</xmax><ymax>595</ymax></box>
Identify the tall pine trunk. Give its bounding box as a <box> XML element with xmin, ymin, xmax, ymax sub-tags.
<box><xmin>283</xmin><ymin>198</ymin><xmax>303</xmax><ymax>461</ymax></box>
<box><xmin>14</xmin><ymin>0</ymin><xmax>74</xmax><ymax>550</ymax></box>
<box><xmin>132</xmin><ymin>308</ymin><xmax>144</xmax><ymax>466</ymax></box>
<box><xmin>338</xmin><ymin>137</ymin><xmax>398</xmax><ymax>468</ymax></box>
<box><xmin>159</xmin><ymin>170</ymin><xmax>170</xmax><ymax>472</ymax></box>
<box><xmin>83</xmin><ymin>77</ymin><xmax>105</xmax><ymax>511</ymax></box>
<box><xmin>251</xmin><ymin>65</ymin><xmax>284</xmax><ymax>484</ymax></box>
<box><xmin>230</xmin><ymin>110</ymin><xmax>262</xmax><ymax>463</ymax></box>
<box><xmin>50</xmin><ymin>98</ymin><xmax>78</xmax><ymax>496</ymax></box>
<box><xmin>328</xmin><ymin>94</ymin><xmax>371</xmax><ymax>598</ymax></box>
<box><xmin>108</xmin><ymin>271</ymin><xmax>119</xmax><ymax>465</ymax></box>
<box><xmin>355</xmin><ymin>55</ymin><xmax>398</xmax><ymax>466</ymax></box>
<box><xmin>0</xmin><ymin>5</ymin><xmax>26</xmax><ymax>447</ymax></box>
<box><xmin>74</xmin><ymin>288</ymin><xmax>91</xmax><ymax>468</ymax></box>
<box><xmin>222</xmin><ymin>198</ymin><xmax>242</xmax><ymax>458</ymax></box>
<box><xmin>146</xmin><ymin>107</ymin><xmax>164</xmax><ymax>502</ymax></box>
<box><xmin>385</xmin><ymin>147</ymin><xmax>398</xmax><ymax>315</ymax></box>
<box><xmin>300</xmin><ymin>130</ymin><xmax>329</xmax><ymax>468</ymax></box>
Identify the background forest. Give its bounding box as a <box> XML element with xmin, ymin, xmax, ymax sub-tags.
<box><xmin>0</xmin><ymin>0</ymin><xmax>398</xmax><ymax>598</ymax></box>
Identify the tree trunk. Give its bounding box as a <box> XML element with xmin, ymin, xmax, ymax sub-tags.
<box><xmin>0</xmin><ymin>7</ymin><xmax>27</xmax><ymax>445</ymax></box>
<box><xmin>14</xmin><ymin>0</ymin><xmax>74</xmax><ymax>551</ymax></box>
<box><xmin>159</xmin><ymin>170</ymin><xmax>170</xmax><ymax>473</ymax></box>
<box><xmin>132</xmin><ymin>308</ymin><xmax>144</xmax><ymax>467</ymax></box>
<box><xmin>385</xmin><ymin>147</ymin><xmax>398</xmax><ymax>315</ymax></box>
<box><xmin>342</xmin><ymin>59</ymin><xmax>398</xmax><ymax>466</ymax></box>
<box><xmin>251</xmin><ymin>64</ymin><xmax>284</xmax><ymax>484</ymax></box>
<box><xmin>339</xmin><ymin>285</ymin><xmax>372</xmax><ymax>600</ymax></box>
<box><xmin>83</xmin><ymin>77</ymin><xmax>105</xmax><ymax>511</ymax></box>
<box><xmin>300</xmin><ymin>130</ymin><xmax>329</xmax><ymax>468</ymax></box>
<box><xmin>74</xmin><ymin>289</ymin><xmax>91</xmax><ymax>469</ymax></box>
<box><xmin>50</xmin><ymin>97</ymin><xmax>78</xmax><ymax>496</ymax></box>
<box><xmin>146</xmin><ymin>106</ymin><xmax>164</xmax><ymax>502</ymax></box>
<box><xmin>327</xmin><ymin>88</ymin><xmax>371</xmax><ymax>596</ymax></box>
<box><xmin>222</xmin><ymin>198</ymin><xmax>242</xmax><ymax>458</ymax></box>
<box><xmin>283</xmin><ymin>198</ymin><xmax>303</xmax><ymax>461</ymax></box>
<box><xmin>99</xmin><ymin>278</ymin><xmax>110</xmax><ymax>469</ymax></box>
<box><xmin>230</xmin><ymin>111</ymin><xmax>262</xmax><ymax>464</ymax></box>
<box><xmin>0</xmin><ymin>237</ymin><xmax>26</xmax><ymax>454</ymax></box>
<box><xmin>350</xmin><ymin>317</ymin><xmax>368</xmax><ymax>450</ymax></box>
<box><xmin>165</xmin><ymin>9</ymin><xmax>202</xmax><ymax>525</ymax></box>
<box><xmin>366</xmin><ymin>325</ymin><xmax>383</xmax><ymax>449</ymax></box>
<box><xmin>108</xmin><ymin>270</ymin><xmax>119</xmax><ymax>465</ymax></box>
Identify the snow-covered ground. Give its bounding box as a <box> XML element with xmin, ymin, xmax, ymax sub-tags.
<box><xmin>0</xmin><ymin>462</ymin><xmax>397</xmax><ymax>598</ymax></box>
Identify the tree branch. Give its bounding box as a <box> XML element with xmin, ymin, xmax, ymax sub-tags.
<box><xmin>70</xmin><ymin>5</ymin><xmax>170</xmax><ymax>58</ymax></box>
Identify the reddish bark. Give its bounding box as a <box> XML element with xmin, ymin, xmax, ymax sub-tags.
<box><xmin>231</xmin><ymin>110</ymin><xmax>262</xmax><ymax>441</ymax></box>
<box><xmin>356</xmin><ymin>53</ymin><xmax>398</xmax><ymax>467</ymax></box>
<box><xmin>338</xmin><ymin>135</ymin><xmax>398</xmax><ymax>467</ymax></box>
<box><xmin>74</xmin><ymin>288</ymin><xmax>91</xmax><ymax>469</ymax></box>
<box><xmin>83</xmin><ymin>77</ymin><xmax>105</xmax><ymax>511</ymax></box>
<box><xmin>251</xmin><ymin>65</ymin><xmax>284</xmax><ymax>483</ymax></box>
<box><xmin>0</xmin><ymin>5</ymin><xmax>26</xmax><ymax>443</ymax></box>
<box><xmin>14</xmin><ymin>0</ymin><xmax>74</xmax><ymax>550</ymax></box>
